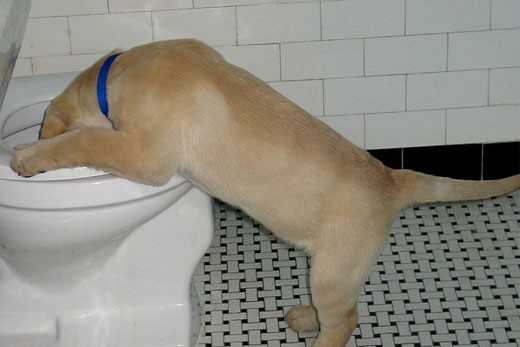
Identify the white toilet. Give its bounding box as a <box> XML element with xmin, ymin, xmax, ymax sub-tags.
<box><xmin>0</xmin><ymin>1</ymin><xmax>213</xmax><ymax>346</ymax></box>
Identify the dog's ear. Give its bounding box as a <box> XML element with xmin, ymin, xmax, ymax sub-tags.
<box><xmin>39</xmin><ymin>104</ymin><xmax>68</xmax><ymax>139</ymax></box>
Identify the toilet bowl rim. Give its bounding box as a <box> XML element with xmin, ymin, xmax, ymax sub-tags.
<box><xmin>0</xmin><ymin>72</ymin><xmax>118</xmax><ymax>182</ymax></box>
<box><xmin>0</xmin><ymin>73</ymin><xmax>191</xmax><ymax>208</ymax></box>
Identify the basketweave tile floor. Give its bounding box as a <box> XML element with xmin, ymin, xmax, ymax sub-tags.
<box><xmin>192</xmin><ymin>191</ymin><xmax>520</xmax><ymax>347</ymax></box>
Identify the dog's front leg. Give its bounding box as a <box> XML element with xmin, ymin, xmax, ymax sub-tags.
<box><xmin>11</xmin><ymin>128</ymin><xmax>170</xmax><ymax>185</ymax></box>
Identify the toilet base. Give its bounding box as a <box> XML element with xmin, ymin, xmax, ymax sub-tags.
<box><xmin>0</xmin><ymin>303</ymin><xmax>199</xmax><ymax>347</ymax></box>
<box><xmin>0</xmin><ymin>188</ymin><xmax>213</xmax><ymax>347</ymax></box>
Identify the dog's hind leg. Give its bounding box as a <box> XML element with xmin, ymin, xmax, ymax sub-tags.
<box><xmin>285</xmin><ymin>248</ymin><xmax>364</xmax><ymax>346</ymax></box>
<box><xmin>307</xmin><ymin>249</ymin><xmax>363</xmax><ymax>347</ymax></box>
<box><xmin>286</xmin><ymin>218</ymin><xmax>391</xmax><ymax>347</ymax></box>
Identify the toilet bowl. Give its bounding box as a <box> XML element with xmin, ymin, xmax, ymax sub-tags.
<box><xmin>0</xmin><ymin>2</ymin><xmax>214</xmax><ymax>345</ymax></box>
<box><xmin>0</xmin><ymin>72</ymin><xmax>214</xmax><ymax>347</ymax></box>
<box><xmin>0</xmin><ymin>43</ymin><xmax>216</xmax><ymax>347</ymax></box>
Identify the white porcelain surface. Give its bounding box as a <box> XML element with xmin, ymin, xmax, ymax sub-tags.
<box><xmin>0</xmin><ymin>72</ymin><xmax>78</xmax><ymax>167</ymax></box>
<box><xmin>0</xmin><ymin>0</ymin><xmax>30</xmax><ymax>105</ymax></box>
<box><xmin>0</xmin><ymin>187</ymin><xmax>213</xmax><ymax>347</ymax></box>
<box><xmin>0</xmin><ymin>72</ymin><xmax>214</xmax><ymax>346</ymax></box>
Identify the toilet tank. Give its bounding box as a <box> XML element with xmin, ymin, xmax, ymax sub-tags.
<box><xmin>0</xmin><ymin>0</ymin><xmax>30</xmax><ymax>107</ymax></box>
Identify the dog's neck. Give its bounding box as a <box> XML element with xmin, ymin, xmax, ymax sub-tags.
<box><xmin>96</xmin><ymin>53</ymin><xmax>122</xmax><ymax>118</ymax></box>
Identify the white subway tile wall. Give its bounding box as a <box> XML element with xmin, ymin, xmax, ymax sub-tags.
<box><xmin>405</xmin><ymin>0</ymin><xmax>490</xmax><ymax>34</ymax></box>
<box><xmin>447</xmin><ymin>105</ymin><xmax>520</xmax><ymax>144</ymax></box>
<box><xmin>406</xmin><ymin>70</ymin><xmax>489</xmax><ymax>111</ymax></box>
<box><xmin>69</xmin><ymin>13</ymin><xmax>153</xmax><ymax>54</ymax></box>
<box><xmin>16</xmin><ymin>0</ymin><xmax>520</xmax><ymax>149</ymax></box>
<box><xmin>366</xmin><ymin>110</ymin><xmax>446</xmax><ymax>149</ymax></box>
<box><xmin>325</xmin><ymin>75</ymin><xmax>406</xmax><ymax>115</ymax></box>
<box><xmin>153</xmin><ymin>8</ymin><xmax>236</xmax><ymax>45</ymax></box>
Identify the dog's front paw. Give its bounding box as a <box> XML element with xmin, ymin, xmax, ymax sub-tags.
<box><xmin>10</xmin><ymin>142</ymin><xmax>49</xmax><ymax>177</ymax></box>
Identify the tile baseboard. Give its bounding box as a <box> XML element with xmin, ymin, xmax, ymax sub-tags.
<box><xmin>369</xmin><ymin>141</ymin><xmax>520</xmax><ymax>180</ymax></box>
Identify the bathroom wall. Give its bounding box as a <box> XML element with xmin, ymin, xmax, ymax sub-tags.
<box><xmin>14</xmin><ymin>0</ymin><xmax>520</xmax><ymax>151</ymax></box>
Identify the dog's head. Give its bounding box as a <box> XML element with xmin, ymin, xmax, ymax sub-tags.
<box><xmin>39</xmin><ymin>64</ymin><xmax>114</xmax><ymax>140</ymax></box>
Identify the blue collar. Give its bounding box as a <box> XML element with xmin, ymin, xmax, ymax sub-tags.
<box><xmin>96</xmin><ymin>53</ymin><xmax>121</xmax><ymax>118</ymax></box>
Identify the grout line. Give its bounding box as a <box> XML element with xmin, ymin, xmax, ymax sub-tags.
<box><xmin>445</xmin><ymin>33</ymin><xmax>449</xmax><ymax>71</ymax></box>
<box><xmin>150</xmin><ymin>11</ymin><xmax>155</xmax><ymax>42</ymax></box>
<box><xmin>363</xmin><ymin>113</ymin><xmax>366</xmax><ymax>149</ymax></box>
<box><xmin>278</xmin><ymin>43</ymin><xmax>282</xmax><ymax>81</ymax></box>
<box><xmin>321</xmin><ymin>79</ymin><xmax>325</xmax><ymax>117</ymax></box>
<box><xmin>66</xmin><ymin>16</ymin><xmax>73</xmax><ymax>55</ymax></box>
<box><xmin>400</xmin><ymin>147</ymin><xmax>404</xmax><ymax>170</ymax></box>
<box><xmin>362</xmin><ymin>38</ymin><xmax>366</xmax><ymax>77</ymax></box>
<box><xmin>403</xmin><ymin>0</ymin><xmax>407</xmax><ymax>35</ymax></box>
<box><xmin>486</xmin><ymin>68</ymin><xmax>491</xmax><ymax>106</ymax></box>
<box><xmin>234</xmin><ymin>6</ymin><xmax>238</xmax><ymax>45</ymax></box>
<box><xmin>481</xmin><ymin>143</ymin><xmax>485</xmax><ymax>180</ymax></box>
<box><xmin>444</xmin><ymin>109</ymin><xmax>447</xmax><ymax>146</ymax></box>
<box><xmin>488</xmin><ymin>0</ymin><xmax>493</xmax><ymax>30</ymax></box>
<box><xmin>319</xmin><ymin>1</ymin><xmax>323</xmax><ymax>41</ymax></box>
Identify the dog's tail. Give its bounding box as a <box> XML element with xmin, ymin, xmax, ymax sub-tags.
<box><xmin>392</xmin><ymin>169</ymin><xmax>520</xmax><ymax>208</ymax></box>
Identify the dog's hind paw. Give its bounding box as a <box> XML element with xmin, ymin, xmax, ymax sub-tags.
<box><xmin>285</xmin><ymin>305</ymin><xmax>320</xmax><ymax>332</ymax></box>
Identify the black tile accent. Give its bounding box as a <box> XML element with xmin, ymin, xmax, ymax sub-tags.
<box><xmin>368</xmin><ymin>148</ymin><xmax>402</xmax><ymax>169</ymax></box>
<box><xmin>402</xmin><ymin>144</ymin><xmax>482</xmax><ymax>180</ymax></box>
<box><xmin>367</xmin><ymin>142</ymin><xmax>519</xmax><ymax>180</ymax></box>
<box><xmin>483</xmin><ymin>142</ymin><xmax>520</xmax><ymax>179</ymax></box>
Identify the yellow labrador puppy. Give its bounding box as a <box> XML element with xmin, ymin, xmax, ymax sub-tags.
<box><xmin>10</xmin><ymin>39</ymin><xmax>520</xmax><ymax>347</ymax></box>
